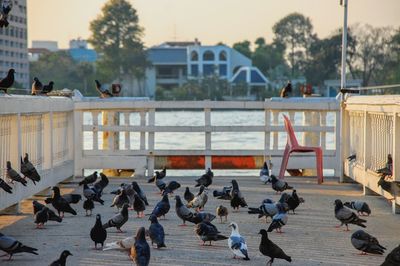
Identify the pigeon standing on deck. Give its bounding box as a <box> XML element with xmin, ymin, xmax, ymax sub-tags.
<box><xmin>49</xmin><ymin>186</ymin><xmax>77</xmax><ymax>218</ymax></box>
<box><xmin>258</xmin><ymin>229</ymin><xmax>292</xmax><ymax>265</ymax></box>
<box><xmin>103</xmin><ymin>203</ymin><xmax>129</xmax><ymax>233</ymax></box>
<box><xmin>32</xmin><ymin>200</ymin><xmax>62</xmax><ymax>223</ymax></box>
<box><xmin>0</xmin><ymin>232</ymin><xmax>38</xmax><ymax>261</ymax></box>
<box><xmin>248</xmin><ymin>202</ymin><xmax>288</xmax><ymax>222</ymax></box>
<box><xmin>267</xmin><ymin>175</ymin><xmax>293</xmax><ymax>193</ymax></box>
<box><xmin>155</xmin><ymin>178</ymin><xmax>166</xmax><ymax>193</ymax></box>
<box><xmin>382</xmin><ymin>244</ymin><xmax>400</xmax><ymax>266</ymax></box>
<box><xmin>0</xmin><ymin>0</ymin><xmax>12</xmax><ymax>28</ymax></box>
<box><xmin>195</xmin><ymin>168</ymin><xmax>214</xmax><ymax>187</ymax></box>
<box><xmin>230</xmin><ymin>180</ymin><xmax>247</xmax><ymax>211</ymax></box>
<box><xmin>111</xmin><ymin>189</ymin><xmax>129</xmax><ymax>211</ymax></box>
<box><xmin>267</xmin><ymin>204</ymin><xmax>288</xmax><ymax>233</ymax></box>
<box><xmin>83</xmin><ymin>199</ymin><xmax>94</xmax><ymax>216</ymax></box>
<box><xmin>0</xmin><ymin>178</ymin><xmax>12</xmax><ymax>193</ymax></box>
<box><xmin>148</xmin><ymin>215</ymin><xmax>166</xmax><ymax>249</ymax></box>
<box><xmin>45</xmin><ymin>193</ymin><xmax>81</xmax><ymax>205</ymax></box>
<box><xmin>184</xmin><ymin>187</ymin><xmax>194</xmax><ymax>203</ymax></box>
<box><xmin>334</xmin><ymin>199</ymin><xmax>366</xmax><ymax>231</ymax></box>
<box><xmin>31</xmin><ymin>77</ymin><xmax>43</xmax><ymax>95</ymax></box>
<box><xmin>213</xmin><ymin>186</ymin><xmax>232</xmax><ymax>200</ymax></box>
<box><xmin>0</xmin><ymin>69</ymin><xmax>14</xmax><ymax>94</ymax></box>
<box><xmin>228</xmin><ymin>222</ymin><xmax>250</xmax><ymax>260</ymax></box>
<box><xmin>147</xmin><ymin>166</ymin><xmax>166</xmax><ymax>183</ymax></box>
<box><xmin>34</xmin><ymin>206</ymin><xmax>49</xmax><ymax>229</ymax></box>
<box><xmin>343</xmin><ymin>201</ymin><xmax>371</xmax><ymax>216</ymax></box>
<box><xmin>192</xmin><ymin>212</ymin><xmax>216</xmax><ymax>224</ymax></box>
<box><xmin>6</xmin><ymin>161</ymin><xmax>27</xmax><ymax>186</ymax></box>
<box><xmin>151</xmin><ymin>194</ymin><xmax>170</xmax><ymax>219</ymax></box>
<box><xmin>260</xmin><ymin>161</ymin><xmax>270</xmax><ymax>184</ymax></box>
<box><xmin>175</xmin><ymin>195</ymin><xmax>195</xmax><ymax>226</ymax></box>
<box><xmin>49</xmin><ymin>250</ymin><xmax>72</xmax><ymax>266</ymax></box>
<box><xmin>187</xmin><ymin>185</ymin><xmax>208</xmax><ymax>212</ymax></box>
<box><xmin>79</xmin><ymin>171</ymin><xmax>98</xmax><ymax>186</ymax></box>
<box><xmin>162</xmin><ymin>180</ymin><xmax>181</xmax><ymax>195</ymax></box>
<box><xmin>284</xmin><ymin>190</ymin><xmax>304</xmax><ymax>214</ymax></box>
<box><xmin>83</xmin><ymin>184</ymin><xmax>104</xmax><ymax>205</ymax></box>
<box><xmin>20</xmin><ymin>153</ymin><xmax>41</xmax><ymax>184</ymax></box>
<box><xmin>378</xmin><ymin>176</ymin><xmax>400</xmax><ymax>201</ymax></box>
<box><xmin>194</xmin><ymin>219</ymin><xmax>228</xmax><ymax>246</ymax></box>
<box><xmin>95</xmin><ymin>80</ymin><xmax>113</xmax><ymax>98</ymax></box>
<box><xmin>133</xmin><ymin>193</ymin><xmax>146</xmax><ymax>218</ymax></box>
<box><xmin>351</xmin><ymin>230</ymin><xmax>385</xmax><ymax>255</ymax></box>
<box><xmin>131</xmin><ymin>181</ymin><xmax>148</xmax><ymax>206</ymax></box>
<box><xmin>90</xmin><ymin>214</ymin><xmax>107</xmax><ymax>250</ymax></box>
<box><xmin>216</xmin><ymin>205</ymin><xmax>228</xmax><ymax>223</ymax></box>
<box><xmin>93</xmin><ymin>173</ymin><xmax>109</xmax><ymax>196</ymax></box>
<box><xmin>130</xmin><ymin>227</ymin><xmax>150</xmax><ymax>266</ymax></box>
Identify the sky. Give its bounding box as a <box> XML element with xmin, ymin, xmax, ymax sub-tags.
<box><xmin>28</xmin><ymin>0</ymin><xmax>400</xmax><ymax>49</ymax></box>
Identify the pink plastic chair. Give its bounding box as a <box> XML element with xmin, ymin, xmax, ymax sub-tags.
<box><xmin>278</xmin><ymin>114</ymin><xmax>324</xmax><ymax>184</ymax></box>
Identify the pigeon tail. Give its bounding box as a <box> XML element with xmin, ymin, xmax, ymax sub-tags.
<box><xmin>248</xmin><ymin>207</ymin><xmax>262</xmax><ymax>214</ymax></box>
<box><xmin>103</xmin><ymin>242</ymin><xmax>120</xmax><ymax>251</ymax></box>
<box><xmin>16</xmin><ymin>245</ymin><xmax>39</xmax><ymax>255</ymax></box>
<box><xmin>157</xmin><ymin>243</ymin><xmax>166</xmax><ymax>248</ymax></box>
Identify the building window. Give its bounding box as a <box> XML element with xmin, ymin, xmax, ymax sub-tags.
<box><xmin>219</xmin><ymin>51</ymin><xmax>227</xmax><ymax>61</ymax></box>
<box><xmin>219</xmin><ymin>64</ymin><xmax>227</xmax><ymax>76</ymax></box>
<box><xmin>203</xmin><ymin>64</ymin><xmax>215</xmax><ymax>76</ymax></box>
<box><xmin>190</xmin><ymin>51</ymin><xmax>198</xmax><ymax>61</ymax></box>
<box><xmin>203</xmin><ymin>51</ymin><xmax>214</xmax><ymax>61</ymax></box>
<box><xmin>191</xmin><ymin>64</ymin><xmax>198</xmax><ymax>77</ymax></box>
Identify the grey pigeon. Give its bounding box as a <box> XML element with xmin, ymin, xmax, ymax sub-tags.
<box><xmin>130</xmin><ymin>227</ymin><xmax>150</xmax><ymax>266</ymax></box>
<box><xmin>45</xmin><ymin>193</ymin><xmax>81</xmax><ymax>205</ymax></box>
<box><xmin>110</xmin><ymin>189</ymin><xmax>129</xmax><ymax>210</ymax></box>
<box><xmin>93</xmin><ymin>173</ymin><xmax>109</xmax><ymax>196</ymax></box>
<box><xmin>195</xmin><ymin>168</ymin><xmax>213</xmax><ymax>187</ymax></box>
<box><xmin>248</xmin><ymin>202</ymin><xmax>288</xmax><ymax>222</ymax></box>
<box><xmin>334</xmin><ymin>199</ymin><xmax>366</xmax><ymax>231</ymax></box>
<box><xmin>192</xmin><ymin>212</ymin><xmax>216</xmax><ymax>224</ymax></box>
<box><xmin>103</xmin><ymin>203</ymin><xmax>129</xmax><ymax>232</ymax></box>
<box><xmin>6</xmin><ymin>161</ymin><xmax>27</xmax><ymax>186</ymax></box>
<box><xmin>344</xmin><ymin>201</ymin><xmax>371</xmax><ymax>216</ymax></box>
<box><xmin>258</xmin><ymin>229</ymin><xmax>291</xmax><ymax>265</ymax></box>
<box><xmin>194</xmin><ymin>220</ymin><xmax>228</xmax><ymax>246</ymax></box>
<box><xmin>213</xmin><ymin>186</ymin><xmax>232</xmax><ymax>200</ymax></box>
<box><xmin>49</xmin><ymin>250</ymin><xmax>72</xmax><ymax>266</ymax></box>
<box><xmin>151</xmin><ymin>194</ymin><xmax>170</xmax><ymax>219</ymax></box>
<box><xmin>90</xmin><ymin>214</ymin><xmax>107</xmax><ymax>249</ymax></box>
<box><xmin>378</xmin><ymin>176</ymin><xmax>400</xmax><ymax>200</ymax></box>
<box><xmin>162</xmin><ymin>180</ymin><xmax>181</xmax><ymax>195</ymax></box>
<box><xmin>83</xmin><ymin>184</ymin><xmax>104</xmax><ymax>205</ymax></box>
<box><xmin>351</xmin><ymin>230</ymin><xmax>385</xmax><ymax>255</ymax></box>
<box><xmin>20</xmin><ymin>153</ymin><xmax>41</xmax><ymax>184</ymax></box>
<box><xmin>0</xmin><ymin>232</ymin><xmax>38</xmax><ymax>260</ymax></box>
<box><xmin>0</xmin><ymin>69</ymin><xmax>15</xmax><ymax>94</ymax></box>
<box><xmin>267</xmin><ymin>204</ymin><xmax>288</xmax><ymax>233</ymax></box>
<box><xmin>0</xmin><ymin>178</ymin><xmax>12</xmax><ymax>193</ymax></box>
<box><xmin>184</xmin><ymin>187</ymin><xmax>194</xmax><ymax>203</ymax></box>
<box><xmin>174</xmin><ymin>195</ymin><xmax>195</xmax><ymax>225</ymax></box>
<box><xmin>79</xmin><ymin>171</ymin><xmax>98</xmax><ymax>186</ymax></box>
<box><xmin>260</xmin><ymin>161</ymin><xmax>270</xmax><ymax>183</ymax></box>
<box><xmin>83</xmin><ymin>199</ymin><xmax>94</xmax><ymax>216</ymax></box>
<box><xmin>148</xmin><ymin>215</ymin><xmax>166</xmax><ymax>248</ymax></box>
<box><xmin>381</xmin><ymin>244</ymin><xmax>400</xmax><ymax>266</ymax></box>
<box><xmin>283</xmin><ymin>190</ymin><xmax>304</xmax><ymax>214</ymax></box>
<box><xmin>131</xmin><ymin>181</ymin><xmax>148</xmax><ymax>205</ymax></box>
<box><xmin>267</xmin><ymin>175</ymin><xmax>293</xmax><ymax>193</ymax></box>
<box><xmin>147</xmin><ymin>166</ymin><xmax>166</xmax><ymax>183</ymax></box>
<box><xmin>32</xmin><ymin>200</ymin><xmax>62</xmax><ymax>223</ymax></box>
<box><xmin>228</xmin><ymin>222</ymin><xmax>250</xmax><ymax>260</ymax></box>
<box><xmin>155</xmin><ymin>178</ymin><xmax>166</xmax><ymax>192</ymax></box>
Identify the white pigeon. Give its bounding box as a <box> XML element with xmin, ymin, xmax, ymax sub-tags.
<box><xmin>103</xmin><ymin>235</ymin><xmax>135</xmax><ymax>251</ymax></box>
<box><xmin>228</xmin><ymin>222</ymin><xmax>250</xmax><ymax>260</ymax></box>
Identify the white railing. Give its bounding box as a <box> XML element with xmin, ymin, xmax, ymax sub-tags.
<box><xmin>343</xmin><ymin>95</ymin><xmax>400</xmax><ymax>213</ymax></box>
<box><xmin>73</xmin><ymin>97</ymin><xmax>341</xmax><ymax>178</ymax></box>
<box><xmin>0</xmin><ymin>96</ymin><xmax>74</xmax><ymax>211</ymax></box>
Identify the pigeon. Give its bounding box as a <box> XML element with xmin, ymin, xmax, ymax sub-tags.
<box><xmin>344</xmin><ymin>201</ymin><xmax>371</xmax><ymax>216</ymax></box>
<box><xmin>187</xmin><ymin>185</ymin><xmax>208</xmax><ymax>212</ymax></box>
<box><xmin>20</xmin><ymin>154</ymin><xmax>41</xmax><ymax>184</ymax></box>
<box><xmin>133</xmin><ymin>193</ymin><xmax>146</xmax><ymax>218</ymax></box>
<box><xmin>260</xmin><ymin>161</ymin><xmax>270</xmax><ymax>183</ymax></box>
<box><xmin>151</xmin><ymin>194</ymin><xmax>170</xmax><ymax>219</ymax></box>
<box><xmin>228</xmin><ymin>222</ymin><xmax>250</xmax><ymax>260</ymax></box>
<box><xmin>174</xmin><ymin>195</ymin><xmax>195</xmax><ymax>225</ymax></box>
<box><xmin>83</xmin><ymin>184</ymin><xmax>104</xmax><ymax>205</ymax></box>
<box><xmin>283</xmin><ymin>190</ymin><xmax>304</xmax><ymax>214</ymax></box>
<box><xmin>334</xmin><ymin>199</ymin><xmax>366</xmax><ymax>231</ymax></box>
<box><xmin>280</xmin><ymin>81</ymin><xmax>292</xmax><ymax>98</ymax></box>
<box><xmin>103</xmin><ymin>203</ymin><xmax>129</xmax><ymax>233</ymax></box>
<box><xmin>148</xmin><ymin>166</ymin><xmax>166</xmax><ymax>183</ymax></box>
<box><xmin>376</xmin><ymin>154</ymin><xmax>393</xmax><ymax>176</ymax></box>
<box><xmin>248</xmin><ymin>202</ymin><xmax>288</xmax><ymax>222</ymax></box>
<box><xmin>230</xmin><ymin>180</ymin><xmax>247</xmax><ymax>211</ymax></box>
<box><xmin>184</xmin><ymin>187</ymin><xmax>195</xmax><ymax>203</ymax></box>
<box><xmin>110</xmin><ymin>189</ymin><xmax>129</xmax><ymax>210</ymax></box>
<box><xmin>34</xmin><ymin>206</ymin><xmax>49</xmax><ymax>228</ymax></box>
<box><xmin>95</xmin><ymin>80</ymin><xmax>113</xmax><ymax>98</ymax></box>
<box><xmin>49</xmin><ymin>250</ymin><xmax>72</xmax><ymax>266</ymax></box>
<box><xmin>162</xmin><ymin>180</ymin><xmax>181</xmax><ymax>195</ymax></box>
<box><xmin>0</xmin><ymin>69</ymin><xmax>14</xmax><ymax>94</ymax></box>
<box><xmin>216</xmin><ymin>205</ymin><xmax>228</xmax><ymax>223</ymax></box>
<box><xmin>103</xmin><ymin>235</ymin><xmax>135</xmax><ymax>251</ymax></box>
<box><xmin>31</xmin><ymin>77</ymin><xmax>43</xmax><ymax>95</ymax></box>
<box><xmin>121</xmin><ymin>183</ymin><xmax>136</xmax><ymax>207</ymax></box>
<box><xmin>213</xmin><ymin>186</ymin><xmax>232</xmax><ymax>200</ymax></box>
<box><xmin>378</xmin><ymin>176</ymin><xmax>400</xmax><ymax>200</ymax></box>
<box><xmin>83</xmin><ymin>199</ymin><xmax>94</xmax><ymax>216</ymax></box>
<box><xmin>32</xmin><ymin>200</ymin><xmax>62</xmax><ymax>223</ymax></box>
<box><xmin>79</xmin><ymin>171</ymin><xmax>98</xmax><ymax>186</ymax></box>
<box><xmin>382</xmin><ymin>244</ymin><xmax>400</xmax><ymax>266</ymax></box>
<box><xmin>0</xmin><ymin>178</ymin><xmax>12</xmax><ymax>193</ymax></box>
<box><xmin>49</xmin><ymin>186</ymin><xmax>77</xmax><ymax>218</ymax></box>
<box><xmin>45</xmin><ymin>193</ymin><xmax>82</xmax><ymax>205</ymax></box>
<box><xmin>267</xmin><ymin>175</ymin><xmax>293</xmax><ymax>193</ymax></box>
<box><xmin>195</xmin><ymin>168</ymin><xmax>213</xmax><ymax>187</ymax></box>
<box><xmin>148</xmin><ymin>215</ymin><xmax>166</xmax><ymax>248</ymax></box>
<box><xmin>41</xmin><ymin>81</ymin><xmax>54</xmax><ymax>95</ymax></box>
<box><xmin>258</xmin><ymin>229</ymin><xmax>291</xmax><ymax>265</ymax></box>
<box><xmin>130</xmin><ymin>227</ymin><xmax>151</xmax><ymax>266</ymax></box>
<box><xmin>90</xmin><ymin>214</ymin><xmax>107</xmax><ymax>249</ymax></box>
<box><xmin>0</xmin><ymin>232</ymin><xmax>38</xmax><ymax>260</ymax></box>
<box><xmin>131</xmin><ymin>181</ymin><xmax>148</xmax><ymax>205</ymax></box>
<box><xmin>194</xmin><ymin>220</ymin><xmax>228</xmax><ymax>246</ymax></box>
<box><xmin>351</xmin><ymin>230</ymin><xmax>385</xmax><ymax>255</ymax></box>
<box><xmin>0</xmin><ymin>0</ymin><xmax>12</xmax><ymax>28</ymax></box>
<box><xmin>92</xmin><ymin>173</ymin><xmax>109</xmax><ymax>196</ymax></box>
<box><xmin>192</xmin><ymin>212</ymin><xmax>216</xmax><ymax>224</ymax></box>
<box><xmin>347</xmin><ymin>154</ymin><xmax>356</xmax><ymax>161</ymax></box>
<box><xmin>155</xmin><ymin>178</ymin><xmax>166</xmax><ymax>192</ymax></box>
<box><xmin>267</xmin><ymin>204</ymin><xmax>288</xmax><ymax>233</ymax></box>
<box><xmin>6</xmin><ymin>161</ymin><xmax>27</xmax><ymax>186</ymax></box>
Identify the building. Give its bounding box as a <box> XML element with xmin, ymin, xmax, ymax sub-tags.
<box><xmin>123</xmin><ymin>40</ymin><xmax>269</xmax><ymax>98</ymax></box>
<box><xmin>31</xmin><ymin>40</ymin><xmax>58</xmax><ymax>52</ymax></box>
<box><xmin>68</xmin><ymin>38</ymin><xmax>97</xmax><ymax>63</ymax></box>
<box><xmin>0</xmin><ymin>0</ymin><xmax>29</xmax><ymax>90</ymax></box>
<box><xmin>323</xmin><ymin>79</ymin><xmax>362</xmax><ymax>97</ymax></box>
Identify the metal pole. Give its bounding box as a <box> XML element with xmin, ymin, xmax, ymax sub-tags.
<box><xmin>340</xmin><ymin>0</ymin><xmax>348</xmax><ymax>91</ymax></box>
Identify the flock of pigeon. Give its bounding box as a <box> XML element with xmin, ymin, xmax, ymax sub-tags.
<box><xmin>1</xmin><ymin>158</ymin><xmax>399</xmax><ymax>265</ymax></box>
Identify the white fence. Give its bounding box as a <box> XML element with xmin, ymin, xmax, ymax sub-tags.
<box><xmin>343</xmin><ymin>95</ymin><xmax>400</xmax><ymax>213</ymax></box>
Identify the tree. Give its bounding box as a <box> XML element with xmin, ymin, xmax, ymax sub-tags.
<box><xmin>88</xmin><ymin>0</ymin><xmax>148</xmax><ymax>83</ymax></box>
<box><xmin>76</xmin><ymin>62</ymin><xmax>95</xmax><ymax>95</ymax></box>
<box><xmin>273</xmin><ymin>13</ymin><xmax>316</xmax><ymax>77</ymax></box>
<box><xmin>232</xmin><ymin>40</ymin><xmax>252</xmax><ymax>58</ymax></box>
<box><xmin>252</xmin><ymin>39</ymin><xmax>288</xmax><ymax>79</ymax></box>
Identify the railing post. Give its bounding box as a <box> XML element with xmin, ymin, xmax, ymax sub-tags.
<box><xmin>147</xmin><ymin>108</ymin><xmax>155</xmax><ymax>178</ymax></box>
<box><xmin>140</xmin><ymin>111</ymin><xmax>146</xmax><ymax>151</ymax></box>
<box><xmin>7</xmin><ymin>114</ymin><xmax>21</xmax><ymax>213</ymax></box>
<box><xmin>264</xmin><ymin>107</ymin><xmax>271</xmax><ymax>166</ymax></box>
<box><xmin>74</xmin><ymin>110</ymin><xmax>83</xmax><ymax>177</ymax></box>
<box><xmin>362</xmin><ymin>111</ymin><xmax>371</xmax><ymax>195</ymax></box>
<box><xmin>302</xmin><ymin>111</ymin><xmax>319</xmax><ymax>176</ymax></box>
<box><xmin>92</xmin><ymin>111</ymin><xmax>99</xmax><ymax>151</ymax></box>
<box><xmin>204</xmin><ymin>107</ymin><xmax>212</xmax><ymax>170</ymax></box>
<box><xmin>392</xmin><ymin>112</ymin><xmax>400</xmax><ymax>213</ymax></box>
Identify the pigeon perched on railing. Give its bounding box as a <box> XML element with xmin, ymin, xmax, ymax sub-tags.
<box><xmin>0</xmin><ymin>232</ymin><xmax>38</xmax><ymax>261</ymax></box>
<box><xmin>41</xmin><ymin>81</ymin><xmax>54</xmax><ymax>95</ymax></box>
<box><xmin>334</xmin><ymin>199</ymin><xmax>366</xmax><ymax>231</ymax></box>
<box><xmin>95</xmin><ymin>80</ymin><xmax>113</xmax><ymax>98</ymax></box>
<box><xmin>376</xmin><ymin>154</ymin><xmax>393</xmax><ymax>177</ymax></box>
<box><xmin>343</xmin><ymin>201</ymin><xmax>371</xmax><ymax>216</ymax></box>
<box><xmin>148</xmin><ymin>214</ymin><xmax>166</xmax><ymax>249</ymax></box>
<box><xmin>31</xmin><ymin>77</ymin><xmax>43</xmax><ymax>95</ymax></box>
<box><xmin>0</xmin><ymin>178</ymin><xmax>12</xmax><ymax>193</ymax></box>
<box><xmin>228</xmin><ymin>222</ymin><xmax>250</xmax><ymax>260</ymax></box>
<box><xmin>351</xmin><ymin>230</ymin><xmax>385</xmax><ymax>255</ymax></box>
<box><xmin>90</xmin><ymin>214</ymin><xmax>107</xmax><ymax>250</ymax></box>
<box><xmin>20</xmin><ymin>153</ymin><xmax>41</xmax><ymax>184</ymax></box>
<box><xmin>49</xmin><ymin>250</ymin><xmax>72</xmax><ymax>266</ymax></box>
<box><xmin>0</xmin><ymin>68</ymin><xmax>14</xmax><ymax>94</ymax></box>
<box><xmin>130</xmin><ymin>227</ymin><xmax>150</xmax><ymax>266</ymax></box>
<box><xmin>258</xmin><ymin>229</ymin><xmax>291</xmax><ymax>265</ymax></box>
<box><xmin>6</xmin><ymin>161</ymin><xmax>27</xmax><ymax>186</ymax></box>
<box><xmin>0</xmin><ymin>0</ymin><xmax>12</xmax><ymax>28</ymax></box>
<box><xmin>347</xmin><ymin>154</ymin><xmax>356</xmax><ymax>161</ymax></box>
<box><xmin>378</xmin><ymin>175</ymin><xmax>400</xmax><ymax>201</ymax></box>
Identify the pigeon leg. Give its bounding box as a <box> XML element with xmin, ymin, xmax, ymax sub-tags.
<box><xmin>344</xmin><ymin>224</ymin><xmax>350</xmax><ymax>231</ymax></box>
<box><xmin>117</xmin><ymin>228</ymin><xmax>124</xmax><ymax>233</ymax></box>
<box><xmin>335</xmin><ymin>224</ymin><xmax>342</xmax><ymax>228</ymax></box>
<box><xmin>179</xmin><ymin>221</ymin><xmax>187</xmax><ymax>226</ymax></box>
<box><xmin>220</xmin><ymin>217</ymin><xmax>222</xmax><ymax>224</ymax></box>
<box><xmin>225</xmin><ymin>216</ymin><xmax>228</xmax><ymax>222</ymax></box>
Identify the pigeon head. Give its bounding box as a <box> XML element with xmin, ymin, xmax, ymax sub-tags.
<box><xmin>100</xmin><ymin>173</ymin><xmax>107</xmax><ymax>180</ymax></box>
<box><xmin>161</xmin><ymin>194</ymin><xmax>169</xmax><ymax>202</ymax></box>
<box><xmin>352</xmin><ymin>230</ymin><xmax>365</xmax><ymax>239</ymax></box>
<box><xmin>334</xmin><ymin>199</ymin><xmax>343</xmax><ymax>207</ymax></box>
<box><xmin>149</xmin><ymin>214</ymin><xmax>158</xmax><ymax>223</ymax></box>
<box><xmin>49</xmin><ymin>81</ymin><xmax>54</xmax><ymax>86</ymax></box>
<box><xmin>96</xmin><ymin>214</ymin><xmax>101</xmax><ymax>221</ymax></box>
<box><xmin>8</xmin><ymin>69</ymin><xmax>15</xmax><ymax>75</ymax></box>
<box><xmin>377</xmin><ymin>176</ymin><xmax>385</xmax><ymax>187</ymax></box>
<box><xmin>33</xmin><ymin>77</ymin><xmax>39</xmax><ymax>82</ymax></box>
<box><xmin>52</xmin><ymin>186</ymin><xmax>61</xmax><ymax>196</ymax></box>
<box><xmin>6</xmin><ymin>161</ymin><xmax>11</xmax><ymax>169</ymax></box>
<box><xmin>61</xmin><ymin>250</ymin><xmax>72</xmax><ymax>258</ymax></box>
<box><xmin>131</xmin><ymin>181</ymin><xmax>139</xmax><ymax>190</ymax></box>
<box><xmin>258</xmin><ymin>229</ymin><xmax>268</xmax><ymax>237</ymax></box>
<box><xmin>228</xmin><ymin>222</ymin><xmax>238</xmax><ymax>231</ymax></box>
<box><xmin>135</xmin><ymin>227</ymin><xmax>146</xmax><ymax>241</ymax></box>
<box><xmin>93</xmin><ymin>171</ymin><xmax>98</xmax><ymax>176</ymax></box>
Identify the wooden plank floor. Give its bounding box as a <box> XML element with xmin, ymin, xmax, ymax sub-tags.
<box><xmin>0</xmin><ymin>175</ymin><xmax>399</xmax><ymax>265</ymax></box>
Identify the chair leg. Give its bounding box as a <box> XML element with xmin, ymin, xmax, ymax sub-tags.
<box><xmin>279</xmin><ymin>147</ymin><xmax>290</xmax><ymax>179</ymax></box>
<box><xmin>315</xmin><ymin>149</ymin><xmax>323</xmax><ymax>184</ymax></box>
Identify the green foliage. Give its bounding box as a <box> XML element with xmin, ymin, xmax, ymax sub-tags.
<box><xmin>88</xmin><ymin>0</ymin><xmax>148</xmax><ymax>83</ymax></box>
<box><xmin>232</xmin><ymin>40</ymin><xmax>252</xmax><ymax>58</ymax></box>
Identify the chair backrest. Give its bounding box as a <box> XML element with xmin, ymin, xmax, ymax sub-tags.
<box><xmin>282</xmin><ymin>114</ymin><xmax>299</xmax><ymax>148</ymax></box>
